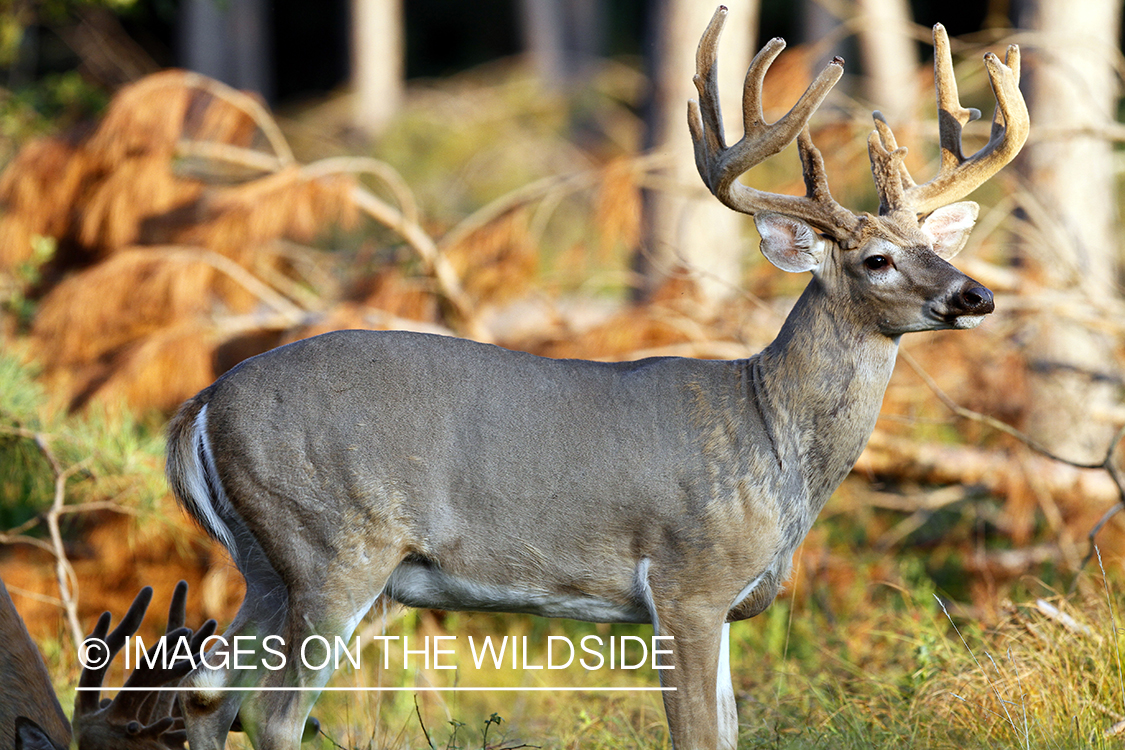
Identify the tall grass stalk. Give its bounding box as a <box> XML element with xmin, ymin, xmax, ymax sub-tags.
<box><xmin>1095</xmin><ymin>545</ymin><xmax>1125</xmax><ymax>719</ymax></box>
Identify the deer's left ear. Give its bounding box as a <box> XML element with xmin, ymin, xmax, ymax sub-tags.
<box><xmin>921</xmin><ymin>201</ymin><xmax>979</xmax><ymax>260</ymax></box>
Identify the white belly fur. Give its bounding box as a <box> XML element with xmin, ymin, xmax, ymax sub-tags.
<box><xmin>385</xmin><ymin>561</ymin><xmax>650</xmax><ymax>624</ymax></box>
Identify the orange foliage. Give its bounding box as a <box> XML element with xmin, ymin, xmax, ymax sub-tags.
<box><xmin>0</xmin><ymin>71</ymin><xmax>367</xmax><ymax>413</ymax></box>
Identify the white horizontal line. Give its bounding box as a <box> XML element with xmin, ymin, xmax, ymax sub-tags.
<box><xmin>77</xmin><ymin>686</ymin><xmax>675</xmax><ymax>692</ymax></box>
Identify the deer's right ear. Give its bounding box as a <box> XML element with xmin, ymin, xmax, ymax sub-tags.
<box><xmin>755</xmin><ymin>212</ymin><xmax>828</xmax><ymax>273</ymax></box>
<box><xmin>14</xmin><ymin>717</ymin><xmax>63</xmax><ymax>750</ymax></box>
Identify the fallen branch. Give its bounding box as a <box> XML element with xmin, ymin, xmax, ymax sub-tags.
<box><xmin>897</xmin><ymin>348</ymin><xmax>1125</xmax><ymax>581</ymax></box>
<box><xmin>175</xmin><ymin>138</ymin><xmax>483</xmax><ymax>337</ymax></box>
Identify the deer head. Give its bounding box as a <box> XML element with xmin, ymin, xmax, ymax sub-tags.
<box><xmin>688</xmin><ymin>6</ymin><xmax>1028</xmax><ymax>337</ymax></box>
<box><xmin>4</xmin><ymin>579</ymin><xmax>216</xmax><ymax>750</ymax></box>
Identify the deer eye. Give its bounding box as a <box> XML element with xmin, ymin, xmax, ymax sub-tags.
<box><xmin>864</xmin><ymin>255</ymin><xmax>891</xmax><ymax>271</ymax></box>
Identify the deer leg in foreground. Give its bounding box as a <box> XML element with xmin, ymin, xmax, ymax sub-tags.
<box><xmin>204</xmin><ymin>561</ymin><xmax>395</xmax><ymax>750</ymax></box>
<box><xmin>652</xmin><ymin>602</ymin><xmax>733</xmax><ymax>750</ymax></box>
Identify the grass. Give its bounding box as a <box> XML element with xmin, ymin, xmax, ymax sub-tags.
<box><xmin>726</xmin><ymin>568</ymin><xmax>1125</xmax><ymax>750</ymax></box>
<box><xmin>212</xmin><ymin>554</ymin><xmax>1123</xmax><ymax>750</ymax></box>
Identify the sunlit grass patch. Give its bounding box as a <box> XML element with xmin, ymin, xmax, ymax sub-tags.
<box><xmin>302</xmin><ymin>609</ymin><xmax>670</xmax><ymax>749</ymax></box>
<box><xmin>288</xmin><ymin>555</ymin><xmax>1125</xmax><ymax>749</ymax></box>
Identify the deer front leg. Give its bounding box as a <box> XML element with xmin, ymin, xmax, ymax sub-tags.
<box><xmin>652</xmin><ymin>600</ymin><xmax>737</xmax><ymax>750</ymax></box>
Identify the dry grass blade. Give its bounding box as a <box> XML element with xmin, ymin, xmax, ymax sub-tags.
<box><xmin>935</xmin><ymin>594</ymin><xmax>1026</xmax><ymax>743</ymax></box>
<box><xmin>1094</xmin><ymin>546</ymin><xmax>1125</xmax><ymax>718</ymax></box>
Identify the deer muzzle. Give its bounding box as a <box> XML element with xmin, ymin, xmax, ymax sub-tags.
<box><xmin>947</xmin><ymin>278</ymin><xmax>995</xmax><ymax>328</ymax></box>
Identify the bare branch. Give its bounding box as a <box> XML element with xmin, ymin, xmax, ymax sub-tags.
<box><xmin>172</xmin><ymin>138</ymin><xmax>482</xmax><ymax>336</ymax></box>
<box><xmin>30</xmin><ymin>432</ymin><xmax>86</xmax><ymax>650</ymax></box>
<box><xmin>897</xmin><ymin>348</ymin><xmax>1125</xmax><ymax>582</ymax></box>
<box><xmin>179</xmin><ymin>71</ymin><xmax>296</xmax><ymax>165</ymax></box>
<box><xmin>0</xmin><ymin>425</ymin><xmax>143</xmax><ymax>651</ymax></box>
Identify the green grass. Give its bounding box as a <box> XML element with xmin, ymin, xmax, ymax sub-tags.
<box><xmin>221</xmin><ymin>559</ymin><xmax>1125</xmax><ymax>750</ymax></box>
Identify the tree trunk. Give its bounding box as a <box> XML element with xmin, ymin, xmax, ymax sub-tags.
<box><xmin>179</xmin><ymin>0</ymin><xmax>273</xmax><ymax>100</ymax></box>
<box><xmin>855</xmin><ymin>0</ymin><xmax>917</xmax><ymax>123</ymax></box>
<box><xmin>638</xmin><ymin>0</ymin><xmax>756</xmax><ymax>303</ymax></box>
<box><xmin>519</xmin><ymin>0</ymin><xmax>605</xmax><ymax>89</ymax></box>
<box><xmin>1015</xmin><ymin>0</ymin><xmax>1124</xmax><ymax>460</ymax></box>
<box><xmin>351</xmin><ymin>0</ymin><xmax>404</xmax><ymax>135</ymax></box>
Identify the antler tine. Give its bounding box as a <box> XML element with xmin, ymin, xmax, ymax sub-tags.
<box><xmin>688</xmin><ymin>5</ymin><xmax>857</xmax><ymax>236</ymax></box>
<box><xmin>74</xmin><ymin>586</ymin><xmax>153</xmax><ymax>715</ymax></box>
<box><xmin>992</xmin><ymin>43</ymin><xmax>1020</xmax><ymax>138</ymax></box>
<box><xmin>109</xmin><ymin>583</ymin><xmax>217</xmax><ymax>726</ymax></box>
<box><xmin>873</xmin><ymin>24</ymin><xmax>1029</xmax><ymax>218</ymax></box>
<box><xmin>689</xmin><ymin>5</ymin><xmax>735</xmax><ymax>173</ymax></box>
<box><xmin>932</xmin><ymin>24</ymin><xmax>982</xmax><ymax>172</ymax></box>
<box><xmin>71</xmin><ymin>582</ymin><xmax>218</xmax><ymax>750</ymax></box>
<box><xmin>868</xmin><ymin>113</ymin><xmax>912</xmax><ymax>215</ymax></box>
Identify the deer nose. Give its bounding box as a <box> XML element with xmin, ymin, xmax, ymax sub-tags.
<box><xmin>957</xmin><ymin>281</ymin><xmax>995</xmax><ymax>315</ymax></box>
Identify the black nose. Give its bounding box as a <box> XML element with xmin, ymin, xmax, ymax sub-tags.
<box><xmin>957</xmin><ymin>281</ymin><xmax>995</xmax><ymax>315</ymax></box>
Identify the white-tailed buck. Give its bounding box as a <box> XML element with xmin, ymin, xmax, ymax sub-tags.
<box><xmin>165</xmin><ymin>7</ymin><xmax>1028</xmax><ymax>749</ymax></box>
<box><xmin>1</xmin><ymin>579</ymin><xmax>215</xmax><ymax>750</ymax></box>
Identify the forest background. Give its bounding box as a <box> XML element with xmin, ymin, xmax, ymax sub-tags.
<box><xmin>2</xmin><ymin>0</ymin><xmax>1125</xmax><ymax>747</ymax></box>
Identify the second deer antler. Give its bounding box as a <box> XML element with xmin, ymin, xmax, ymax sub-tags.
<box><xmin>689</xmin><ymin>7</ymin><xmax>1030</xmax><ymax>247</ymax></box>
<box><xmin>869</xmin><ymin>24</ymin><xmax>1029</xmax><ymax>218</ymax></box>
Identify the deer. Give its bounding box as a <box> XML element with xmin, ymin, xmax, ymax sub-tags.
<box><xmin>164</xmin><ymin>6</ymin><xmax>1028</xmax><ymax>749</ymax></box>
<box><xmin>2</xmin><ymin>578</ymin><xmax>216</xmax><ymax>749</ymax></box>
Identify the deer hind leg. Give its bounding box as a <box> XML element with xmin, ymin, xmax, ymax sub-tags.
<box><xmin>182</xmin><ymin>558</ymin><xmax>289</xmax><ymax>750</ymax></box>
<box><xmin>235</xmin><ymin>552</ymin><xmax>402</xmax><ymax>750</ymax></box>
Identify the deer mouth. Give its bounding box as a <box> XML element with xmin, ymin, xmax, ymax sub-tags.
<box><xmin>950</xmin><ymin>314</ymin><xmax>987</xmax><ymax>329</ymax></box>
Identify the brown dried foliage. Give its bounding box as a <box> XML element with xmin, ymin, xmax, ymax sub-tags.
<box><xmin>0</xmin><ymin>136</ymin><xmax>90</xmax><ymax>268</ymax></box>
<box><xmin>29</xmin><ymin>251</ymin><xmax>219</xmax><ymax>411</ymax></box>
<box><xmin>526</xmin><ymin>275</ymin><xmax>705</xmax><ymax>360</ymax></box>
<box><xmin>444</xmin><ymin>208</ymin><xmax>537</xmax><ymax>304</ymax></box>
<box><xmin>0</xmin><ymin>70</ymin><xmax>370</xmax><ymax>412</ymax></box>
<box><xmin>81</xmin><ymin>321</ymin><xmax>221</xmax><ymax>413</ymax></box>
<box><xmin>349</xmin><ymin>268</ymin><xmax>441</xmax><ymax>323</ymax></box>
<box><xmin>594</xmin><ymin>158</ymin><xmax>642</xmax><ymax>262</ymax></box>
<box><xmin>0</xmin><ymin>71</ymin><xmax>247</xmax><ymax>269</ymax></box>
<box><xmin>168</xmin><ymin>168</ymin><xmax>357</xmax><ymax>255</ymax></box>
<box><xmin>77</xmin><ymin>155</ymin><xmax>204</xmax><ymax>255</ymax></box>
<box><xmin>31</xmin><ymin>250</ymin><xmax>215</xmax><ymax>369</ymax></box>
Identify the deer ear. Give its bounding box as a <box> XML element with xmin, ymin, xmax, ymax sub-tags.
<box><xmin>755</xmin><ymin>212</ymin><xmax>828</xmax><ymax>273</ymax></box>
<box><xmin>14</xmin><ymin>717</ymin><xmax>63</xmax><ymax>750</ymax></box>
<box><xmin>921</xmin><ymin>201</ymin><xmax>978</xmax><ymax>259</ymax></box>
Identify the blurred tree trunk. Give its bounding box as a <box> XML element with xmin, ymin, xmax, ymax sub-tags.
<box><xmin>1015</xmin><ymin>0</ymin><xmax>1124</xmax><ymax>460</ymax></box>
<box><xmin>638</xmin><ymin>0</ymin><xmax>755</xmax><ymax>303</ymax></box>
<box><xmin>855</xmin><ymin>0</ymin><xmax>917</xmax><ymax>123</ymax></box>
<box><xmin>351</xmin><ymin>0</ymin><xmax>404</xmax><ymax>135</ymax></box>
<box><xmin>800</xmin><ymin>0</ymin><xmax>918</xmax><ymax>147</ymax></box>
<box><xmin>179</xmin><ymin>0</ymin><xmax>273</xmax><ymax>100</ymax></box>
<box><xmin>520</xmin><ymin>0</ymin><xmax>605</xmax><ymax>89</ymax></box>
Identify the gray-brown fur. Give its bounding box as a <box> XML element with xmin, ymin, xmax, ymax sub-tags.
<box><xmin>164</xmin><ymin>7</ymin><xmax>1024</xmax><ymax>749</ymax></box>
<box><xmin>0</xmin><ymin>581</ymin><xmax>71</xmax><ymax>750</ymax></box>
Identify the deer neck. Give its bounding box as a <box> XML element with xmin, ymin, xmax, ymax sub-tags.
<box><xmin>750</xmin><ymin>276</ymin><xmax>898</xmax><ymax>518</ymax></box>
